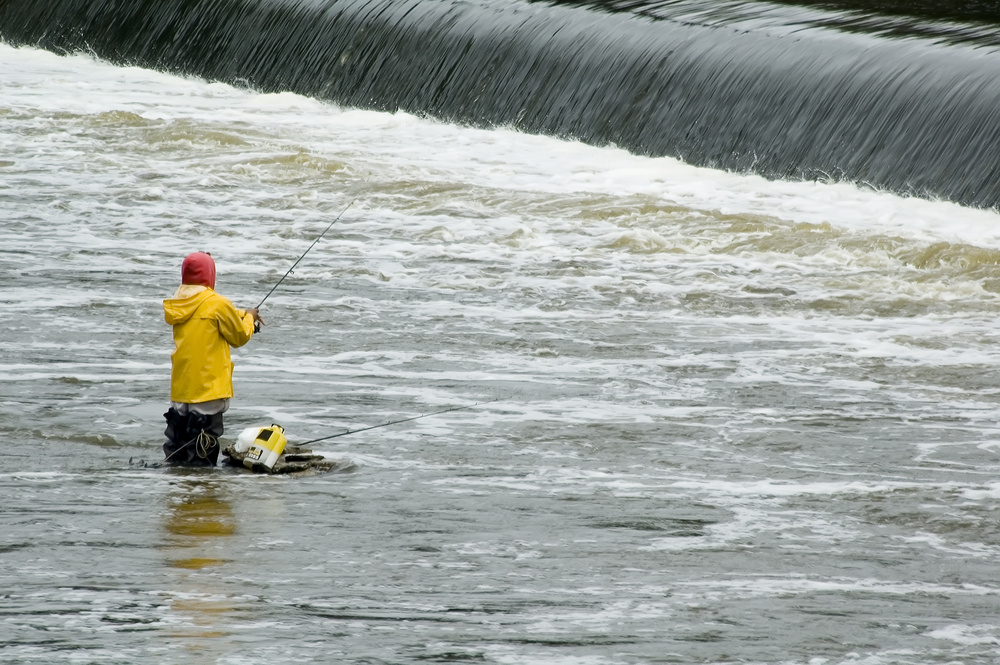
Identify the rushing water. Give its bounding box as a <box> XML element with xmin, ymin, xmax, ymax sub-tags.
<box><xmin>4</xmin><ymin>42</ymin><xmax>1000</xmax><ymax>664</ymax></box>
<box><xmin>5</xmin><ymin>0</ymin><xmax>1000</xmax><ymax>208</ymax></box>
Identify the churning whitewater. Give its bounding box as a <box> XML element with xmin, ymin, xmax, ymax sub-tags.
<box><xmin>3</xmin><ymin>37</ymin><xmax>1000</xmax><ymax>665</ymax></box>
<box><xmin>5</xmin><ymin>0</ymin><xmax>1000</xmax><ymax>207</ymax></box>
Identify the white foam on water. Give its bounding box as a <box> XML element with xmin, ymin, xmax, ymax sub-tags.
<box><xmin>961</xmin><ymin>482</ymin><xmax>1000</xmax><ymax>500</ymax></box>
<box><xmin>675</xmin><ymin>576</ymin><xmax>1000</xmax><ymax>598</ymax></box>
<box><xmin>924</xmin><ymin>623</ymin><xmax>1000</xmax><ymax>645</ymax></box>
<box><xmin>668</xmin><ymin>478</ymin><xmax>945</xmax><ymax>498</ymax></box>
<box><xmin>486</xmin><ymin>648</ymin><xmax>623</xmax><ymax>665</ymax></box>
<box><xmin>5</xmin><ymin>40</ymin><xmax>1000</xmax><ymax>665</ymax></box>
<box><xmin>3</xmin><ymin>42</ymin><xmax>999</xmax><ymax>255</ymax></box>
<box><xmin>0</xmin><ymin>471</ymin><xmax>79</xmax><ymax>481</ymax></box>
<box><xmin>896</xmin><ymin>531</ymin><xmax>1000</xmax><ymax>558</ymax></box>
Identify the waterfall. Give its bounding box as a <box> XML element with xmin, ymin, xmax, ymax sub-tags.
<box><xmin>4</xmin><ymin>0</ymin><xmax>999</xmax><ymax>208</ymax></box>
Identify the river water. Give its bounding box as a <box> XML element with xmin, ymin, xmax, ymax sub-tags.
<box><xmin>3</xmin><ymin>43</ymin><xmax>1000</xmax><ymax>664</ymax></box>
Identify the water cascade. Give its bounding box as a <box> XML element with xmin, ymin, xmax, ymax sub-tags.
<box><xmin>3</xmin><ymin>0</ymin><xmax>1000</xmax><ymax>207</ymax></box>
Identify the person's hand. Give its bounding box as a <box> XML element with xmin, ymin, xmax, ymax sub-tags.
<box><xmin>247</xmin><ymin>308</ymin><xmax>264</xmax><ymax>327</ymax></box>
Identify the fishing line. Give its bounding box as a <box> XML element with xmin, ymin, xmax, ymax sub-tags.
<box><xmin>296</xmin><ymin>398</ymin><xmax>503</xmax><ymax>446</ymax></box>
<box><xmin>162</xmin><ymin>427</ymin><xmax>218</xmax><ymax>464</ymax></box>
<box><xmin>244</xmin><ymin>198</ymin><xmax>499</xmax><ymax>448</ymax></box>
<box><xmin>255</xmin><ymin>198</ymin><xmax>357</xmax><ymax>311</ymax></box>
<box><xmin>160</xmin><ymin>399</ymin><xmax>501</xmax><ymax>465</ymax></box>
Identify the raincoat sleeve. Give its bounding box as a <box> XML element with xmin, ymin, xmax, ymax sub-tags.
<box><xmin>216</xmin><ymin>299</ymin><xmax>255</xmax><ymax>348</ymax></box>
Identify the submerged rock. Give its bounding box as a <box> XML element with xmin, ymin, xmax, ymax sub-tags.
<box><xmin>221</xmin><ymin>444</ymin><xmax>342</xmax><ymax>474</ymax></box>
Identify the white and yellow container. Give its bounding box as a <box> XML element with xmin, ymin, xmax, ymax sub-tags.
<box><xmin>236</xmin><ymin>425</ymin><xmax>288</xmax><ymax>471</ymax></box>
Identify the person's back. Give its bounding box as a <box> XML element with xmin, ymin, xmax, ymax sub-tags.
<box><xmin>162</xmin><ymin>252</ymin><xmax>262</xmax><ymax>465</ymax></box>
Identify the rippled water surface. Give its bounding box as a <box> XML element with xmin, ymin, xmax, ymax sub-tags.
<box><xmin>3</xmin><ymin>45</ymin><xmax>1000</xmax><ymax>664</ymax></box>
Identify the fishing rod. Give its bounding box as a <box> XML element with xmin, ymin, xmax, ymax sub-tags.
<box><xmin>296</xmin><ymin>398</ymin><xmax>502</xmax><ymax>446</ymax></box>
<box><xmin>161</xmin><ymin>399</ymin><xmax>501</xmax><ymax>465</ymax></box>
<box><xmin>255</xmin><ymin>198</ymin><xmax>357</xmax><ymax>311</ymax></box>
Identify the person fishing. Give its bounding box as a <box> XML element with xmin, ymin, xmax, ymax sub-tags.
<box><xmin>162</xmin><ymin>251</ymin><xmax>264</xmax><ymax>466</ymax></box>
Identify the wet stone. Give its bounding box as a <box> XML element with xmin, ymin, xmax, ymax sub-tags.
<box><xmin>221</xmin><ymin>444</ymin><xmax>339</xmax><ymax>474</ymax></box>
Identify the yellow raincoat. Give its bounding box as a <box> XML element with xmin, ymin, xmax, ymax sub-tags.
<box><xmin>164</xmin><ymin>285</ymin><xmax>255</xmax><ymax>403</ymax></box>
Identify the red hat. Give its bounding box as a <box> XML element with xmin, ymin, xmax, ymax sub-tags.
<box><xmin>181</xmin><ymin>252</ymin><xmax>216</xmax><ymax>290</ymax></box>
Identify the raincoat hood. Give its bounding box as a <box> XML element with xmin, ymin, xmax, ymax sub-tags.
<box><xmin>163</xmin><ymin>288</ymin><xmax>214</xmax><ymax>326</ymax></box>
<box><xmin>181</xmin><ymin>252</ymin><xmax>216</xmax><ymax>289</ymax></box>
